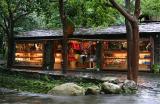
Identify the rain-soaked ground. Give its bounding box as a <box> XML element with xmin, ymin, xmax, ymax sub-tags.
<box><xmin>0</xmin><ymin>73</ymin><xmax>160</xmax><ymax>104</ymax></box>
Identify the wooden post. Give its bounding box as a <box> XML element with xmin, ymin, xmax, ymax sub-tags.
<box><xmin>96</xmin><ymin>41</ymin><xmax>102</xmax><ymax>70</ymax></box>
<box><xmin>61</xmin><ymin>39</ymin><xmax>68</xmax><ymax>73</ymax></box>
<box><xmin>43</xmin><ymin>40</ymin><xmax>54</xmax><ymax>70</ymax></box>
<box><xmin>7</xmin><ymin>36</ymin><xmax>15</xmax><ymax>68</ymax></box>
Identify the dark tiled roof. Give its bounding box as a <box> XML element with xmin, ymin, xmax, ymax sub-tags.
<box><xmin>73</xmin><ymin>22</ymin><xmax>160</xmax><ymax>35</ymax></box>
<box><xmin>16</xmin><ymin>22</ymin><xmax>160</xmax><ymax>38</ymax></box>
<box><xmin>16</xmin><ymin>29</ymin><xmax>63</xmax><ymax>38</ymax></box>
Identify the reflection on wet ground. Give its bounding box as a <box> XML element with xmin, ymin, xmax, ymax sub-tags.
<box><xmin>0</xmin><ymin>73</ymin><xmax>160</xmax><ymax>104</ymax></box>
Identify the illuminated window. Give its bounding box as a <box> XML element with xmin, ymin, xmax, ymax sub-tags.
<box><xmin>14</xmin><ymin>42</ymin><xmax>43</xmax><ymax>67</ymax></box>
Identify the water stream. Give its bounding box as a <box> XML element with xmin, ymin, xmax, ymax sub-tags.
<box><xmin>0</xmin><ymin>74</ymin><xmax>160</xmax><ymax>104</ymax></box>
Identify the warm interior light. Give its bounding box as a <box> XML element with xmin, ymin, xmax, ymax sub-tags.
<box><xmin>56</xmin><ymin>53</ymin><xmax>62</xmax><ymax>57</ymax></box>
<box><xmin>55</xmin><ymin>58</ymin><xmax>61</xmax><ymax>63</ymax></box>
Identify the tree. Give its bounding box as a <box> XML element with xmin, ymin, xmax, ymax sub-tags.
<box><xmin>109</xmin><ymin>0</ymin><xmax>140</xmax><ymax>82</ymax></box>
<box><xmin>0</xmin><ymin>0</ymin><xmax>41</xmax><ymax>67</ymax></box>
<box><xmin>59</xmin><ymin>0</ymin><xmax>67</xmax><ymax>73</ymax></box>
<box><xmin>0</xmin><ymin>0</ymin><xmax>59</xmax><ymax>67</ymax></box>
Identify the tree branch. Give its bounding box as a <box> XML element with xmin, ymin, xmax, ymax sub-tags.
<box><xmin>13</xmin><ymin>12</ymin><xmax>30</xmax><ymax>23</ymax></box>
<box><xmin>105</xmin><ymin>2</ymin><xmax>114</xmax><ymax>8</ymax></box>
<box><xmin>59</xmin><ymin>0</ymin><xmax>66</xmax><ymax>23</ymax></box>
<box><xmin>6</xmin><ymin>0</ymin><xmax>12</xmax><ymax>16</ymax></box>
<box><xmin>134</xmin><ymin>0</ymin><xmax>140</xmax><ymax>18</ymax></box>
<box><xmin>0</xmin><ymin>24</ymin><xmax>5</xmax><ymax>31</ymax></box>
<box><xmin>0</xmin><ymin>23</ymin><xmax>8</xmax><ymax>35</ymax></box>
<box><xmin>109</xmin><ymin>0</ymin><xmax>135</xmax><ymax>22</ymax></box>
<box><xmin>3</xmin><ymin>17</ymin><xmax>9</xmax><ymax>29</ymax></box>
<box><xmin>13</xmin><ymin>0</ymin><xmax>21</xmax><ymax>13</ymax></box>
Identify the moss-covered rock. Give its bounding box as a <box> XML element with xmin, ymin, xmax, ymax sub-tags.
<box><xmin>100</xmin><ymin>77</ymin><xmax>119</xmax><ymax>84</ymax></box>
<box><xmin>48</xmin><ymin>83</ymin><xmax>85</xmax><ymax>96</ymax></box>
<box><xmin>85</xmin><ymin>86</ymin><xmax>100</xmax><ymax>95</ymax></box>
<box><xmin>101</xmin><ymin>82</ymin><xmax>121</xmax><ymax>94</ymax></box>
<box><xmin>122</xmin><ymin>80</ymin><xmax>138</xmax><ymax>94</ymax></box>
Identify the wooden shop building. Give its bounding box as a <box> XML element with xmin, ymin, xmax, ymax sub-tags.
<box><xmin>13</xmin><ymin>22</ymin><xmax>160</xmax><ymax>72</ymax></box>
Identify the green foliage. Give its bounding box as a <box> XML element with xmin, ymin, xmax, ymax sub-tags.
<box><xmin>152</xmin><ymin>64</ymin><xmax>160</xmax><ymax>74</ymax></box>
<box><xmin>142</xmin><ymin>0</ymin><xmax>160</xmax><ymax>16</ymax></box>
<box><xmin>65</xmin><ymin>0</ymin><xmax>124</xmax><ymax>27</ymax></box>
<box><xmin>15</xmin><ymin>12</ymin><xmax>47</xmax><ymax>31</ymax></box>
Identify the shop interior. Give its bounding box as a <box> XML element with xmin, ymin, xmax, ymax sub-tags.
<box><xmin>68</xmin><ymin>40</ymin><xmax>97</xmax><ymax>70</ymax></box>
<box><xmin>53</xmin><ymin>41</ymin><xmax>63</xmax><ymax>70</ymax></box>
<box><xmin>102</xmin><ymin>40</ymin><xmax>152</xmax><ymax>71</ymax></box>
<box><xmin>15</xmin><ymin>42</ymin><xmax>43</xmax><ymax>67</ymax></box>
<box><xmin>14</xmin><ymin>39</ymin><xmax>152</xmax><ymax>71</ymax></box>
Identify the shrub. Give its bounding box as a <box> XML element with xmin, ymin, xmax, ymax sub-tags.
<box><xmin>152</xmin><ymin>64</ymin><xmax>160</xmax><ymax>74</ymax></box>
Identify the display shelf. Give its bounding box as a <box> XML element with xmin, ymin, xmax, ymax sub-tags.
<box><xmin>139</xmin><ymin>58</ymin><xmax>151</xmax><ymax>59</ymax></box>
<box><xmin>16</xmin><ymin>51</ymin><xmax>43</xmax><ymax>53</ymax></box>
<box><xmin>15</xmin><ymin>52</ymin><xmax>43</xmax><ymax>66</ymax></box>
<box><xmin>104</xmin><ymin>57</ymin><xmax>126</xmax><ymax>59</ymax></box>
<box><xmin>103</xmin><ymin>50</ymin><xmax>152</xmax><ymax>70</ymax></box>
<box><xmin>15</xmin><ymin>56</ymin><xmax>43</xmax><ymax>58</ymax></box>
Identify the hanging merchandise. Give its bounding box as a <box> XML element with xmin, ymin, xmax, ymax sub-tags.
<box><xmin>70</xmin><ymin>41</ymin><xmax>81</xmax><ymax>51</ymax></box>
<box><xmin>68</xmin><ymin>48</ymin><xmax>76</xmax><ymax>61</ymax></box>
<box><xmin>81</xmin><ymin>41</ymin><xmax>91</xmax><ymax>50</ymax></box>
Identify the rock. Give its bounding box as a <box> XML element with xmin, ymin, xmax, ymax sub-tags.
<box><xmin>122</xmin><ymin>80</ymin><xmax>138</xmax><ymax>94</ymax></box>
<box><xmin>48</xmin><ymin>83</ymin><xmax>85</xmax><ymax>96</ymax></box>
<box><xmin>100</xmin><ymin>77</ymin><xmax>119</xmax><ymax>84</ymax></box>
<box><xmin>101</xmin><ymin>82</ymin><xmax>121</xmax><ymax>94</ymax></box>
<box><xmin>85</xmin><ymin>86</ymin><xmax>100</xmax><ymax>95</ymax></box>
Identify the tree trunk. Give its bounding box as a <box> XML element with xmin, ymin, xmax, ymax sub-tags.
<box><xmin>131</xmin><ymin>21</ymin><xmax>139</xmax><ymax>82</ymax></box>
<box><xmin>7</xmin><ymin>34</ymin><xmax>15</xmax><ymax>68</ymax></box>
<box><xmin>109</xmin><ymin>0</ymin><xmax>140</xmax><ymax>83</ymax></box>
<box><xmin>125</xmin><ymin>0</ymin><xmax>133</xmax><ymax>80</ymax></box>
<box><xmin>59</xmin><ymin>0</ymin><xmax>67</xmax><ymax>74</ymax></box>
<box><xmin>125</xmin><ymin>20</ymin><xmax>133</xmax><ymax>80</ymax></box>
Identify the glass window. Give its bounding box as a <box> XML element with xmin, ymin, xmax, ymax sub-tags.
<box><xmin>139</xmin><ymin>40</ymin><xmax>152</xmax><ymax>70</ymax></box>
<box><xmin>103</xmin><ymin>40</ymin><xmax>127</xmax><ymax>70</ymax></box>
<box><xmin>15</xmin><ymin>42</ymin><xmax>43</xmax><ymax>67</ymax></box>
<box><xmin>102</xmin><ymin>40</ymin><xmax>152</xmax><ymax>71</ymax></box>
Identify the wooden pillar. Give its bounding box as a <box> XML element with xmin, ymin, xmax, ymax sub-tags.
<box><xmin>96</xmin><ymin>41</ymin><xmax>102</xmax><ymax>70</ymax></box>
<box><xmin>154</xmin><ymin>34</ymin><xmax>160</xmax><ymax>64</ymax></box>
<box><xmin>61</xmin><ymin>39</ymin><xmax>68</xmax><ymax>73</ymax></box>
<box><xmin>7</xmin><ymin>38</ymin><xmax>15</xmax><ymax>68</ymax></box>
<box><xmin>43</xmin><ymin>40</ymin><xmax>54</xmax><ymax>70</ymax></box>
<box><xmin>11</xmin><ymin>40</ymin><xmax>16</xmax><ymax>67</ymax></box>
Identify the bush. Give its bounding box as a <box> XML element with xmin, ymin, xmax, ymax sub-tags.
<box><xmin>152</xmin><ymin>64</ymin><xmax>160</xmax><ymax>74</ymax></box>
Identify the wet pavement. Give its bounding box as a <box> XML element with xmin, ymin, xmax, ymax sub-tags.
<box><xmin>0</xmin><ymin>73</ymin><xmax>160</xmax><ymax>104</ymax></box>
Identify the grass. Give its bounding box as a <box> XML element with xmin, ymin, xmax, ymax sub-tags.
<box><xmin>0</xmin><ymin>67</ymin><xmax>98</xmax><ymax>94</ymax></box>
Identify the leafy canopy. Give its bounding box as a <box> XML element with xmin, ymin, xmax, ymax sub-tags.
<box><xmin>141</xmin><ymin>0</ymin><xmax>160</xmax><ymax>16</ymax></box>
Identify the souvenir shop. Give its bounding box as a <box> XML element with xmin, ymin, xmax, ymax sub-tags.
<box><xmin>13</xmin><ymin>22</ymin><xmax>160</xmax><ymax>72</ymax></box>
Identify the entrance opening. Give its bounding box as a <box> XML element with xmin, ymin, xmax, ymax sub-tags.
<box><xmin>53</xmin><ymin>41</ymin><xmax>62</xmax><ymax>70</ymax></box>
<box><xmin>68</xmin><ymin>40</ymin><xmax>97</xmax><ymax>70</ymax></box>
